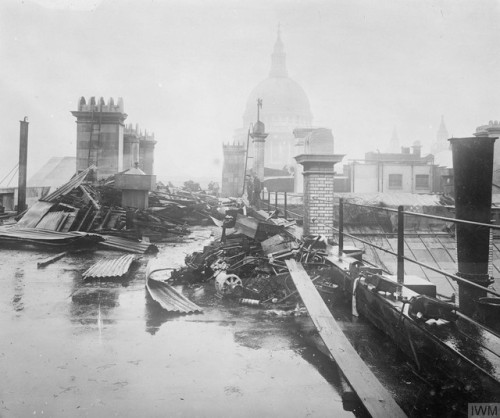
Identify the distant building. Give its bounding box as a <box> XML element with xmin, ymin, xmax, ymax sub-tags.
<box><xmin>221</xmin><ymin>142</ymin><xmax>246</xmax><ymax>197</ymax></box>
<box><xmin>0</xmin><ymin>187</ymin><xmax>49</xmax><ymax>211</ymax></box>
<box><xmin>28</xmin><ymin>156</ymin><xmax>77</xmax><ymax>192</ymax></box>
<box><xmin>71</xmin><ymin>97</ymin><xmax>156</xmax><ymax>180</ymax></box>
<box><xmin>432</xmin><ymin>116</ymin><xmax>453</xmax><ymax>168</ymax></box>
<box><xmin>0</xmin><ymin>156</ymin><xmax>76</xmax><ymax>211</ymax></box>
<box><xmin>432</xmin><ymin>115</ymin><xmax>450</xmax><ymax>155</ymax></box>
<box><xmin>345</xmin><ymin>142</ymin><xmax>450</xmax><ymax>194</ymax></box>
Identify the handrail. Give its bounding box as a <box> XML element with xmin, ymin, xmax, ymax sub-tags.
<box><xmin>329</xmin><ymin>223</ymin><xmax>500</xmax><ymax>298</ymax></box>
<box><xmin>252</xmin><ymin>191</ymin><xmax>499</xmax><ymax>298</ymax></box>
<box><xmin>342</xmin><ymin>201</ymin><xmax>500</xmax><ymax>231</ymax></box>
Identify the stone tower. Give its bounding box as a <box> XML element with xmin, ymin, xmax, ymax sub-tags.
<box><xmin>221</xmin><ymin>142</ymin><xmax>246</xmax><ymax>197</ymax></box>
<box><xmin>72</xmin><ymin>96</ymin><xmax>127</xmax><ymax>179</ymax></box>
<box><xmin>250</xmin><ymin>99</ymin><xmax>268</xmax><ymax>181</ymax></box>
<box><xmin>123</xmin><ymin>123</ymin><xmax>140</xmax><ymax>171</ymax></box>
<box><xmin>138</xmin><ymin>129</ymin><xmax>156</xmax><ymax>175</ymax></box>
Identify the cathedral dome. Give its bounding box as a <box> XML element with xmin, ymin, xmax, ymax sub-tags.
<box><xmin>243</xmin><ymin>77</ymin><xmax>312</xmax><ymax>128</ymax></box>
<box><xmin>242</xmin><ymin>28</ymin><xmax>312</xmax><ymax>129</ymax></box>
<box><xmin>235</xmin><ymin>28</ymin><xmax>314</xmax><ymax>170</ymax></box>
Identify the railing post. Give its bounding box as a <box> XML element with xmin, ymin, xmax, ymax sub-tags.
<box><xmin>338</xmin><ymin>198</ymin><xmax>344</xmax><ymax>257</ymax></box>
<box><xmin>275</xmin><ymin>191</ymin><xmax>278</xmax><ymax>211</ymax></box>
<box><xmin>397</xmin><ymin>205</ymin><xmax>404</xmax><ymax>284</ymax></box>
<box><xmin>284</xmin><ymin>192</ymin><xmax>288</xmax><ymax>220</ymax></box>
<box><xmin>268</xmin><ymin>191</ymin><xmax>271</xmax><ymax>209</ymax></box>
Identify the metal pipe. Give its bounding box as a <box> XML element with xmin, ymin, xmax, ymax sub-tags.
<box><xmin>241</xmin><ymin>126</ymin><xmax>251</xmax><ymax>196</ymax></box>
<box><xmin>17</xmin><ymin>117</ymin><xmax>29</xmax><ymax>214</ymax></box>
<box><xmin>284</xmin><ymin>192</ymin><xmax>288</xmax><ymax>220</ymax></box>
<box><xmin>450</xmin><ymin>136</ymin><xmax>497</xmax><ymax>315</ymax></box>
<box><xmin>397</xmin><ymin>205</ymin><xmax>404</xmax><ymax>284</ymax></box>
<box><xmin>338</xmin><ymin>198</ymin><xmax>344</xmax><ymax>256</ymax></box>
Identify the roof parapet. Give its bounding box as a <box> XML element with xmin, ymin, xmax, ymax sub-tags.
<box><xmin>77</xmin><ymin>96</ymin><xmax>125</xmax><ymax>113</ymax></box>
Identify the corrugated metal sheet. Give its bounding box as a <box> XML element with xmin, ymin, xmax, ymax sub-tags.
<box><xmin>146</xmin><ymin>264</ymin><xmax>202</xmax><ymax>313</ymax></box>
<box><xmin>99</xmin><ymin>235</ymin><xmax>158</xmax><ymax>254</ymax></box>
<box><xmin>16</xmin><ymin>201</ymin><xmax>54</xmax><ymax>228</ymax></box>
<box><xmin>35</xmin><ymin>211</ymin><xmax>67</xmax><ymax>231</ymax></box>
<box><xmin>58</xmin><ymin>210</ymin><xmax>78</xmax><ymax>232</ymax></box>
<box><xmin>83</xmin><ymin>254</ymin><xmax>136</xmax><ymax>279</ymax></box>
<box><xmin>42</xmin><ymin>165</ymin><xmax>96</xmax><ymax>203</ymax></box>
<box><xmin>0</xmin><ymin>227</ymin><xmax>102</xmax><ymax>245</ymax></box>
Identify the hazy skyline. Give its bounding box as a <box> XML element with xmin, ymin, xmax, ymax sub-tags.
<box><xmin>1</xmin><ymin>0</ymin><xmax>499</xmax><ymax>185</ymax></box>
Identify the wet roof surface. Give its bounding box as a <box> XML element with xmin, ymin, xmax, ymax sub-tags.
<box><xmin>342</xmin><ymin>225</ymin><xmax>500</xmax><ymax>298</ymax></box>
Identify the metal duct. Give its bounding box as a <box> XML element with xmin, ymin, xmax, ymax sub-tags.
<box><xmin>449</xmin><ymin>136</ymin><xmax>497</xmax><ymax>314</ymax></box>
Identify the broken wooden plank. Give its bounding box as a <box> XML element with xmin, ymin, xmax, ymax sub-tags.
<box><xmin>285</xmin><ymin>259</ymin><xmax>406</xmax><ymax>418</ymax></box>
<box><xmin>37</xmin><ymin>251</ymin><xmax>67</xmax><ymax>268</ymax></box>
<box><xmin>79</xmin><ymin>185</ymin><xmax>100</xmax><ymax>210</ymax></box>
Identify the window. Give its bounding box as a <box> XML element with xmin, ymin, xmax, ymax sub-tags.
<box><xmin>415</xmin><ymin>174</ymin><xmax>429</xmax><ymax>189</ymax></box>
<box><xmin>388</xmin><ymin>174</ymin><xmax>403</xmax><ymax>189</ymax></box>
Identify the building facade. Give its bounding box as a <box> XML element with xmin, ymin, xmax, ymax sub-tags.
<box><xmin>345</xmin><ymin>144</ymin><xmax>448</xmax><ymax>194</ymax></box>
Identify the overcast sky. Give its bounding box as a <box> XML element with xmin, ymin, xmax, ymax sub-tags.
<box><xmin>1</xmin><ymin>0</ymin><xmax>499</xmax><ymax>185</ymax></box>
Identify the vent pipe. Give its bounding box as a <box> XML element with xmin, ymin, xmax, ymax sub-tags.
<box><xmin>17</xmin><ymin>117</ymin><xmax>29</xmax><ymax>214</ymax></box>
<box><xmin>449</xmin><ymin>136</ymin><xmax>496</xmax><ymax>315</ymax></box>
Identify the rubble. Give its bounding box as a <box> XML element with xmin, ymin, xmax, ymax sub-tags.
<box><xmin>172</xmin><ymin>206</ymin><xmax>336</xmax><ymax>309</ymax></box>
<box><xmin>0</xmin><ymin>166</ymin><xmax>226</xmax><ymax>252</ymax></box>
<box><xmin>2</xmin><ymin>162</ymin><xmax>333</xmax><ymax>314</ymax></box>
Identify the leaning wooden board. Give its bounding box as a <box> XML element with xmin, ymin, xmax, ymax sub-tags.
<box><xmin>285</xmin><ymin>259</ymin><xmax>406</xmax><ymax>418</ymax></box>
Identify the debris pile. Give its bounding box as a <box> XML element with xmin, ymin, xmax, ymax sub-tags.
<box><xmin>0</xmin><ymin>166</ymin><xmax>236</xmax><ymax>251</ymax></box>
<box><xmin>173</xmin><ymin>208</ymin><xmax>335</xmax><ymax>308</ymax></box>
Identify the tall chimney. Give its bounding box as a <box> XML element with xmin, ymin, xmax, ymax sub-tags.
<box><xmin>449</xmin><ymin>136</ymin><xmax>497</xmax><ymax>315</ymax></box>
<box><xmin>17</xmin><ymin>117</ymin><xmax>29</xmax><ymax>214</ymax></box>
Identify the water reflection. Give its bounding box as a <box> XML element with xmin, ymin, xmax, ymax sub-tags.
<box><xmin>12</xmin><ymin>268</ymin><xmax>24</xmax><ymax>314</ymax></box>
<box><xmin>144</xmin><ymin>290</ymin><xmax>180</xmax><ymax>335</ymax></box>
<box><xmin>298</xmin><ymin>340</ymin><xmax>368</xmax><ymax>417</ymax></box>
<box><xmin>70</xmin><ymin>270</ymin><xmax>120</xmax><ymax>327</ymax></box>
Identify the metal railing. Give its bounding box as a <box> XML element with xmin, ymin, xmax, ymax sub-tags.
<box><xmin>332</xmin><ymin>198</ymin><xmax>500</xmax><ymax>298</ymax></box>
<box><xmin>258</xmin><ymin>194</ymin><xmax>500</xmax><ymax>299</ymax></box>
<box><xmin>258</xmin><ymin>191</ymin><xmax>291</xmax><ymax>220</ymax></box>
